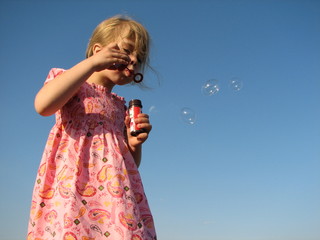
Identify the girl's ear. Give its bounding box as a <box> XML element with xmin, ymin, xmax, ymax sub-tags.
<box><xmin>92</xmin><ymin>43</ymin><xmax>103</xmax><ymax>54</ymax></box>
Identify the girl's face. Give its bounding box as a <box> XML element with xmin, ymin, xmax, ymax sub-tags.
<box><xmin>103</xmin><ymin>36</ymin><xmax>141</xmax><ymax>86</ymax></box>
<box><xmin>118</xmin><ymin>37</ymin><xmax>140</xmax><ymax>72</ymax></box>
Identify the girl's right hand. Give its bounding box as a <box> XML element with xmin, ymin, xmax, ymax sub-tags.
<box><xmin>90</xmin><ymin>43</ymin><xmax>131</xmax><ymax>72</ymax></box>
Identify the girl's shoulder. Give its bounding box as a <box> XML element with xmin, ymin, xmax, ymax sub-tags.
<box><xmin>45</xmin><ymin>68</ymin><xmax>65</xmax><ymax>84</ymax></box>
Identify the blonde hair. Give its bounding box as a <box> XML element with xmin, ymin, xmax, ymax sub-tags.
<box><xmin>86</xmin><ymin>15</ymin><xmax>150</xmax><ymax>73</ymax></box>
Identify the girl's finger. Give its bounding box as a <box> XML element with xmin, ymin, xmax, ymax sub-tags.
<box><xmin>137</xmin><ymin>113</ymin><xmax>149</xmax><ymax>118</ymax></box>
<box><xmin>138</xmin><ymin>124</ymin><xmax>152</xmax><ymax>133</ymax></box>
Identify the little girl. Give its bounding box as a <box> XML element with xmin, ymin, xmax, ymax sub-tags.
<box><xmin>27</xmin><ymin>16</ymin><xmax>157</xmax><ymax>240</ymax></box>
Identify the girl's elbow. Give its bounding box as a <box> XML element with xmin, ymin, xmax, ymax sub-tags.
<box><xmin>34</xmin><ymin>104</ymin><xmax>52</xmax><ymax>116</ymax></box>
<box><xmin>34</xmin><ymin>96</ymin><xmax>54</xmax><ymax>117</ymax></box>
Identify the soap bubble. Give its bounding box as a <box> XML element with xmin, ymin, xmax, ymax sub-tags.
<box><xmin>229</xmin><ymin>77</ymin><xmax>243</xmax><ymax>92</ymax></box>
<box><xmin>148</xmin><ymin>105</ymin><xmax>159</xmax><ymax>115</ymax></box>
<box><xmin>201</xmin><ymin>79</ymin><xmax>220</xmax><ymax>96</ymax></box>
<box><xmin>180</xmin><ymin>107</ymin><xmax>196</xmax><ymax>125</ymax></box>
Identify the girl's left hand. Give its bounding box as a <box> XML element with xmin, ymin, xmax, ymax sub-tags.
<box><xmin>125</xmin><ymin>113</ymin><xmax>152</xmax><ymax>147</ymax></box>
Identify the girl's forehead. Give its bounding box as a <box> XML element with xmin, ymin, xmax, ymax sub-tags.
<box><xmin>118</xmin><ymin>28</ymin><xmax>135</xmax><ymax>41</ymax></box>
<box><xmin>117</xmin><ymin>34</ymin><xmax>136</xmax><ymax>48</ymax></box>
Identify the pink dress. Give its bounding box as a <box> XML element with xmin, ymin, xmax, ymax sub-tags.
<box><xmin>28</xmin><ymin>68</ymin><xmax>157</xmax><ymax>240</ymax></box>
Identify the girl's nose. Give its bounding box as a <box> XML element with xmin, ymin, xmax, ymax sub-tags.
<box><xmin>129</xmin><ymin>55</ymin><xmax>138</xmax><ymax>67</ymax></box>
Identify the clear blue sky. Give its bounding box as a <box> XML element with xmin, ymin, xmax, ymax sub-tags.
<box><xmin>1</xmin><ymin>1</ymin><xmax>320</xmax><ymax>240</ymax></box>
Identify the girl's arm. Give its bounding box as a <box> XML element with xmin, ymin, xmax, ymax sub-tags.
<box><xmin>35</xmin><ymin>43</ymin><xmax>130</xmax><ymax>116</ymax></box>
<box><xmin>35</xmin><ymin>59</ymin><xmax>95</xmax><ymax>116</ymax></box>
<box><xmin>128</xmin><ymin>144</ymin><xmax>143</xmax><ymax>168</ymax></box>
<box><xmin>125</xmin><ymin>114</ymin><xmax>152</xmax><ymax>168</ymax></box>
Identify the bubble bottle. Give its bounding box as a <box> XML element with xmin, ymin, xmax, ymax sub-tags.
<box><xmin>128</xmin><ymin>99</ymin><xmax>145</xmax><ymax>136</ymax></box>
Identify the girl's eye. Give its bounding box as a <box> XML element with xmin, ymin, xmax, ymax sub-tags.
<box><xmin>123</xmin><ymin>48</ymin><xmax>131</xmax><ymax>54</ymax></box>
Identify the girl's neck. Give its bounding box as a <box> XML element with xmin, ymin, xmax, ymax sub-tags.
<box><xmin>87</xmin><ymin>72</ymin><xmax>114</xmax><ymax>92</ymax></box>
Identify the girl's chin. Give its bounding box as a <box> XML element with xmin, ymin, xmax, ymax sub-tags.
<box><xmin>114</xmin><ymin>76</ymin><xmax>133</xmax><ymax>85</ymax></box>
<box><xmin>101</xmin><ymin>70</ymin><xmax>133</xmax><ymax>85</ymax></box>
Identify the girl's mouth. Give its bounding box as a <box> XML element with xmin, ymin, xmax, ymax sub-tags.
<box><xmin>112</xmin><ymin>64</ymin><xmax>143</xmax><ymax>83</ymax></box>
<box><xmin>124</xmin><ymin>67</ymin><xmax>134</xmax><ymax>77</ymax></box>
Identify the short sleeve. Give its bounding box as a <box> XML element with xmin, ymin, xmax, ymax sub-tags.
<box><xmin>44</xmin><ymin>68</ymin><xmax>65</xmax><ymax>84</ymax></box>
